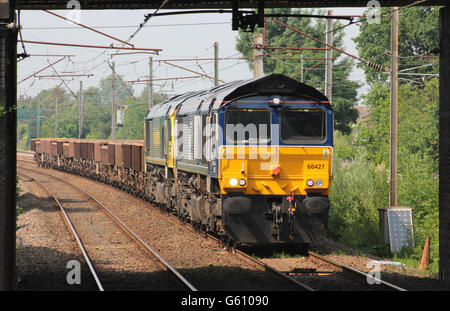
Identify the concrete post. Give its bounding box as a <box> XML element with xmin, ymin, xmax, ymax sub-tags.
<box><xmin>253</xmin><ymin>33</ymin><xmax>264</xmax><ymax>78</ymax></box>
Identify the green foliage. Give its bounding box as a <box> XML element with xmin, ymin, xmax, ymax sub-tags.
<box><xmin>332</xmin><ymin>93</ymin><xmax>359</xmax><ymax>134</ymax></box>
<box><xmin>235</xmin><ymin>8</ymin><xmax>359</xmax><ymax>134</ymax></box>
<box><xmin>17</xmin><ymin>123</ymin><xmax>29</xmax><ymax>150</ymax></box>
<box><xmin>271</xmin><ymin>251</ymin><xmax>305</xmax><ymax>259</ymax></box>
<box><xmin>328</xmin><ymin>148</ymin><xmax>389</xmax><ymax>249</ymax></box>
<box><xmin>355</xmin><ymin>79</ymin><xmax>439</xmax><ymax>165</ymax></box>
<box><xmin>16</xmin><ymin>177</ymin><xmax>24</xmax><ymax>227</ymax></box>
<box><xmin>329</xmin><ymin>138</ymin><xmax>438</xmax><ymax>268</ymax></box>
<box><xmin>333</xmin><ymin>131</ymin><xmax>358</xmax><ymax>160</ymax></box>
<box><xmin>396</xmin><ymin>153</ymin><xmax>439</xmax><ymax>269</ymax></box>
<box><xmin>116</xmin><ymin>98</ymin><xmax>147</xmax><ymax>140</ymax></box>
<box><xmin>83</xmin><ymin>96</ymin><xmax>111</xmax><ymax>139</ymax></box>
<box><xmin>331</xmin><ymin>78</ymin><xmax>439</xmax><ymax>273</ymax></box>
<box><xmin>116</xmin><ymin>88</ymin><xmax>168</xmax><ymax>140</ymax></box>
<box><xmin>353</xmin><ymin>83</ymin><xmax>390</xmax><ymax>164</ymax></box>
<box><xmin>36</xmin><ymin>78</ymin><xmax>166</xmax><ymax>140</ymax></box>
<box><xmin>353</xmin><ymin>6</ymin><xmax>440</xmax><ymax>85</ymax></box>
<box><xmin>16</xmin><ymin>176</ymin><xmax>22</xmax><ymax>200</ymax></box>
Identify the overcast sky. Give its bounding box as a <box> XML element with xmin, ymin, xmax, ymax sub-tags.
<box><xmin>17</xmin><ymin>7</ymin><xmax>368</xmax><ymax>102</ymax></box>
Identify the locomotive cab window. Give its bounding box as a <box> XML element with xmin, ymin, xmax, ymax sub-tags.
<box><xmin>280</xmin><ymin>109</ymin><xmax>326</xmax><ymax>143</ymax></box>
<box><xmin>225</xmin><ymin>109</ymin><xmax>271</xmax><ymax>145</ymax></box>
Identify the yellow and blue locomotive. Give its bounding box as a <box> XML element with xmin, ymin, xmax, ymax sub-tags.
<box><xmin>144</xmin><ymin>74</ymin><xmax>333</xmax><ymax>246</ymax></box>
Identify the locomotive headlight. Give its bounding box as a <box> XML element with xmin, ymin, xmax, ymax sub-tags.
<box><xmin>306</xmin><ymin>179</ymin><xmax>314</xmax><ymax>187</ymax></box>
<box><xmin>239</xmin><ymin>178</ymin><xmax>247</xmax><ymax>186</ymax></box>
<box><xmin>315</xmin><ymin>179</ymin><xmax>323</xmax><ymax>187</ymax></box>
<box><xmin>272</xmin><ymin>97</ymin><xmax>281</xmax><ymax>105</ymax></box>
<box><xmin>229</xmin><ymin>178</ymin><xmax>238</xmax><ymax>187</ymax></box>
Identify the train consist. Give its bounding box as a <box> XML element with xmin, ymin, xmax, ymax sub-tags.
<box><xmin>31</xmin><ymin>74</ymin><xmax>334</xmax><ymax>247</ymax></box>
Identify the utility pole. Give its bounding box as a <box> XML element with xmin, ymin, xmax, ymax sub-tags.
<box><xmin>214</xmin><ymin>42</ymin><xmax>219</xmax><ymax>86</ymax></box>
<box><xmin>253</xmin><ymin>33</ymin><xmax>264</xmax><ymax>78</ymax></box>
<box><xmin>79</xmin><ymin>80</ymin><xmax>83</xmax><ymax>138</ymax></box>
<box><xmin>389</xmin><ymin>7</ymin><xmax>399</xmax><ymax>208</ymax></box>
<box><xmin>300</xmin><ymin>53</ymin><xmax>304</xmax><ymax>83</ymax></box>
<box><xmin>149</xmin><ymin>57</ymin><xmax>153</xmax><ymax>109</ymax></box>
<box><xmin>37</xmin><ymin>92</ymin><xmax>41</xmax><ymax>138</ymax></box>
<box><xmin>55</xmin><ymin>95</ymin><xmax>58</xmax><ymax>138</ymax></box>
<box><xmin>111</xmin><ymin>61</ymin><xmax>116</xmax><ymax>139</ymax></box>
<box><xmin>325</xmin><ymin>10</ymin><xmax>333</xmax><ymax>101</ymax></box>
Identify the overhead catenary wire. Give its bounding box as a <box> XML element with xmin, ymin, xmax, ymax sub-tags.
<box><xmin>48</xmin><ymin>62</ymin><xmax>78</xmax><ymax>99</ymax></box>
<box><xmin>43</xmin><ymin>10</ymin><xmax>134</xmax><ymax>47</ymax></box>
<box><xmin>20</xmin><ymin>10</ymin><xmax>242</xmax><ymax>95</ymax></box>
<box><xmin>325</xmin><ymin>0</ymin><xmax>430</xmax><ymax>35</ymax></box>
<box><xmin>269</xmin><ymin>17</ymin><xmax>390</xmax><ymax>73</ymax></box>
<box><xmin>22</xmin><ymin>9</ymin><xmax>409</xmax><ymax>104</ymax></box>
<box><xmin>18</xmin><ymin>40</ymin><xmax>162</xmax><ymax>53</ymax></box>
<box><xmin>20</xmin><ymin>8</ymin><xmax>252</xmax><ymax>98</ymax></box>
<box><xmin>18</xmin><ymin>56</ymin><xmax>67</xmax><ymax>85</ymax></box>
<box><xmin>163</xmin><ymin>61</ymin><xmax>226</xmax><ymax>84</ymax></box>
<box><xmin>17</xmin><ymin>8</ymin><xmax>29</xmax><ymax>60</ymax></box>
<box><xmin>107</xmin><ymin>62</ymin><xmax>136</xmax><ymax>99</ymax></box>
<box><xmin>125</xmin><ymin>0</ymin><xmax>171</xmax><ymax>44</ymax></box>
<box><xmin>22</xmin><ymin>21</ymin><xmax>231</xmax><ymax>30</ymax></box>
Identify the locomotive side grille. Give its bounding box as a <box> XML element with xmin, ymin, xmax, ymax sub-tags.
<box><xmin>150</xmin><ymin>119</ymin><xmax>162</xmax><ymax>156</ymax></box>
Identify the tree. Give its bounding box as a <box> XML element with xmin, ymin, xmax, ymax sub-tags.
<box><xmin>116</xmin><ymin>86</ymin><xmax>168</xmax><ymax>140</ymax></box>
<box><xmin>355</xmin><ymin>78</ymin><xmax>439</xmax><ymax>165</ymax></box>
<box><xmin>236</xmin><ymin>8</ymin><xmax>359</xmax><ymax>134</ymax></box>
<box><xmin>31</xmin><ymin>76</ymin><xmax>169</xmax><ymax>141</ymax></box>
<box><xmin>38</xmin><ymin>86</ymin><xmax>77</xmax><ymax>138</ymax></box>
<box><xmin>353</xmin><ymin>79</ymin><xmax>439</xmax><ymax>262</ymax></box>
<box><xmin>81</xmin><ymin>86</ymin><xmax>111</xmax><ymax>139</ymax></box>
<box><xmin>353</xmin><ymin>6</ymin><xmax>440</xmax><ymax>85</ymax></box>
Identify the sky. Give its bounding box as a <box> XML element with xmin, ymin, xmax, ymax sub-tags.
<box><xmin>17</xmin><ymin>7</ymin><xmax>368</xmax><ymax>102</ymax></box>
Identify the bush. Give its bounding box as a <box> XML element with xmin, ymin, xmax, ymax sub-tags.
<box><xmin>328</xmin><ymin>148</ymin><xmax>388</xmax><ymax>249</ymax></box>
<box><xmin>396</xmin><ymin>153</ymin><xmax>439</xmax><ymax>272</ymax></box>
<box><xmin>16</xmin><ymin>176</ymin><xmax>24</xmax><ymax>227</ymax></box>
<box><xmin>329</xmin><ymin>135</ymin><xmax>439</xmax><ymax>274</ymax></box>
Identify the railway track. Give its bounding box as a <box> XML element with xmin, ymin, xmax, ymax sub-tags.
<box><xmin>17</xmin><ymin>171</ymin><xmax>105</xmax><ymax>291</ymax></box>
<box><xmin>235</xmin><ymin>248</ymin><xmax>408</xmax><ymax>291</ymax></box>
<box><xmin>306</xmin><ymin>251</ymin><xmax>407</xmax><ymax>291</ymax></box>
<box><xmin>17</xmin><ymin>157</ymin><xmax>312</xmax><ymax>291</ymax></box>
<box><xmin>17</xmin><ymin>165</ymin><xmax>197</xmax><ymax>291</ymax></box>
<box><xmin>16</xmin><ymin>156</ymin><xmax>407</xmax><ymax>291</ymax></box>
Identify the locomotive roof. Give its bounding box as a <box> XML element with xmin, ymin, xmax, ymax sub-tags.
<box><xmin>146</xmin><ymin>74</ymin><xmax>331</xmax><ymax>119</ymax></box>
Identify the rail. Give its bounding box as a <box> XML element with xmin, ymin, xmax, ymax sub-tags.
<box><xmin>17</xmin><ymin>164</ymin><xmax>197</xmax><ymax>291</ymax></box>
<box><xmin>17</xmin><ymin>171</ymin><xmax>105</xmax><ymax>291</ymax></box>
<box><xmin>307</xmin><ymin>251</ymin><xmax>408</xmax><ymax>291</ymax></box>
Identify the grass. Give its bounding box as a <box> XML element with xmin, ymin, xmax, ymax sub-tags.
<box><xmin>328</xmin><ymin>133</ymin><xmax>439</xmax><ymax>275</ymax></box>
<box><xmin>271</xmin><ymin>251</ymin><xmax>305</xmax><ymax>259</ymax></box>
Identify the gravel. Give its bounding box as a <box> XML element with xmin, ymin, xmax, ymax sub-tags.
<box><xmin>17</xmin><ymin>160</ymin><xmax>447</xmax><ymax>291</ymax></box>
<box><xmin>16</xmin><ymin>163</ymin><xmax>296</xmax><ymax>291</ymax></box>
<box><xmin>258</xmin><ymin>240</ymin><xmax>445</xmax><ymax>291</ymax></box>
<box><xmin>16</xmin><ymin>175</ymin><xmax>94</xmax><ymax>290</ymax></box>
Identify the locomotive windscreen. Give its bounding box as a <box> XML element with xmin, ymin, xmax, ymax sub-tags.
<box><xmin>280</xmin><ymin>109</ymin><xmax>326</xmax><ymax>143</ymax></box>
<box><xmin>225</xmin><ymin>109</ymin><xmax>271</xmax><ymax>144</ymax></box>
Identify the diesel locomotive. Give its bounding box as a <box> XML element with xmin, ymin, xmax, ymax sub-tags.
<box><xmin>31</xmin><ymin>73</ymin><xmax>334</xmax><ymax>247</ymax></box>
